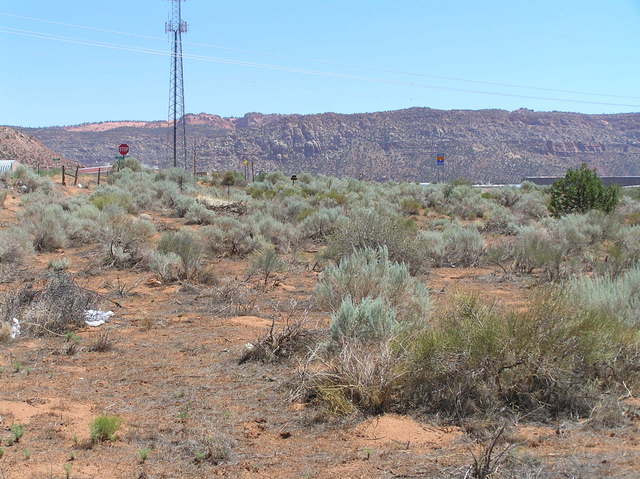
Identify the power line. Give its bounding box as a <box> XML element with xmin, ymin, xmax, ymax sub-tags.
<box><xmin>2</xmin><ymin>10</ymin><xmax>640</xmax><ymax>101</ymax></box>
<box><xmin>2</xmin><ymin>26</ymin><xmax>640</xmax><ymax>109</ymax></box>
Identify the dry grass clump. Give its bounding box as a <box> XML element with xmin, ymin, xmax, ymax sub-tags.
<box><xmin>239</xmin><ymin>302</ymin><xmax>315</xmax><ymax>364</ymax></box>
<box><xmin>209</xmin><ymin>280</ymin><xmax>259</xmax><ymax>317</ymax></box>
<box><xmin>88</xmin><ymin>330</ymin><xmax>115</xmax><ymax>352</ymax></box>
<box><xmin>1</xmin><ymin>273</ymin><xmax>99</xmax><ymax>337</ymax></box>
<box><xmin>179</xmin><ymin>434</ymin><xmax>233</xmax><ymax>465</ymax></box>
<box><xmin>0</xmin><ymin>189</ymin><xmax>7</xmax><ymax>208</ymax></box>
<box><xmin>305</xmin><ymin>338</ymin><xmax>405</xmax><ymax>415</ymax></box>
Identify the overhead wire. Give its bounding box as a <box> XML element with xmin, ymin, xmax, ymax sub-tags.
<box><xmin>2</xmin><ymin>25</ymin><xmax>640</xmax><ymax>109</ymax></box>
<box><xmin>2</xmin><ymin>10</ymin><xmax>640</xmax><ymax>102</ymax></box>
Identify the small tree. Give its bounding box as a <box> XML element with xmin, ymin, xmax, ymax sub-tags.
<box><xmin>548</xmin><ymin>164</ymin><xmax>619</xmax><ymax>217</ymax></box>
<box><xmin>221</xmin><ymin>171</ymin><xmax>236</xmax><ymax>197</ymax></box>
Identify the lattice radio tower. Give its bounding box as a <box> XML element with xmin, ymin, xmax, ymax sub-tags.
<box><xmin>166</xmin><ymin>0</ymin><xmax>188</xmax><ymax>168</ymax></box>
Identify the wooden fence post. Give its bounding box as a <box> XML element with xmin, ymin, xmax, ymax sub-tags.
<box><xmin>73</xmin><ymin>166</ymin><xmax>79</xmax><ymax>186</ymax></box>
<box><xmin>61</xmin><ymin>166</ymin><xmax>66</xmax><ymax>186</ymax></box>
<box><xmin>97</xmin><ymin>168</ymin><xmax>101</xmax><ymax>186</ymax></box>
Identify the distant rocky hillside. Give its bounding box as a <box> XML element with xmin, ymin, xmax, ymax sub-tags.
<box><xmin>19</xmin><ymin>108</ymin><xmax>640</xmax><ymax>183</ymax></box>
<box><xmin>0</xmin><ymin>127</ymin><xmax>74</xmax><ymax>169</ymax></box>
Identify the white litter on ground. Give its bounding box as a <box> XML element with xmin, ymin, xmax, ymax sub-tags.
<box><xmin>10</xmin><ymin>318</ymin><xmax>20</xmax><ymax>339</ymax></box>
<box><xmin>84</xmin><ymin>310</ymin><xmax>114</xmax><ymax>327</ymax></box>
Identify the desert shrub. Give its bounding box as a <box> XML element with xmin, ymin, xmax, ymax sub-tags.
<box><xmin>324</xmin><ymin>211</ymin><xmax>427</xmax><ymax>274</ymax></box>
<box><xmin>185</xmin><ymin>202</ymin><xmax>216</xmax><ymax>225</ymax></box>
<box><xmin>65</xmin><ymin>204</ymin><xmax>102</xmax><ymax>243</ymax></box>
<box><xmin>404</xmin><ymin>293</ymin><xmax>640</xmax><ymax>420</ymax></box>
<box><xmin>275</xmin><ymin>196</ymin><xmax>310</xmax><ymax>222</ymax></box>
<box><xmin>0</xmin><ymin>227</ymin><xmax>33</xmax><ymax>264</ymax></box>
<box><xmin>249</xmin><ymin>246</ymin><xmax>285</xmax><ymax>286</ymax></box>
<box><xmin>152</xmin><ymin>179</ymin><xmax>181</xmax><ymax>208</ymax></box>
<box><xmin>502</xmin><ymin>214</ymin><xmax>605</xmax><ymax>280</ymax></box>
<box><xmin>422</xmin><ymin>184</ymin><xmax>448</xmax><ymax>209</ymax></box>
<box><xmin>2</xmin><ymin>273</ymin><xmax>98</xmax><ymax>336</ymax></box>
<box><xmin>299</xmin><ymin>207</ymin><xmax>344</xmax><ymax>240</ymax></box>
<box><xmin>0</xmin><ymin>189</ymin><xmax>7</xmax><ymax>207</ymax></box>
<box><xmin>200</xmin><ymin>218</ymin><xmax>260</xmax><ymax>257</ymax></box>
<box><xmin>481</xmin><ymin>205</ymin><xmax>518</xmax><ymax>235</ymax></box>
<box><xmin>440</xmin><ymin>185</ymin><xmax>492</xmax><ymax>219</ymax></box>
<box><xmin>48</xmin><ymin>257</ymin><xmax>70</xmax><ymax>272</ymax></box>
<box><xmin>548</xmin><ymin>164</ymin><xmax>619</xmax><ymax>217</ymax></box>
<box><xmin>599</xmin><ymin>225</ymin><xmax>640</xmax><ymax>276</ymax></box>
<box><xmin>100</xmin><ymin>213</ymin><xmax>155</xmax><ymax>267</ymax></box>
<box><xmin>114</xmin><ymin>157</ymin><xmax>142</xmax><ymax>172</ymax></box>
<box><xmin>91</xmin><ymin>188</ymin><xmax>136</xmax><ymax>214</ymax></box>
<box><xmin>400</xmin><ymin>198</ymin><xmax>422</xmax><ymax>216</ymax></box>
<box><xmin>12</xmin><ymin>166</ymin><xmax>53</xmax><ymax>193</ymax></box>
<box><xmin>486</xmin><ymin>188</ymin><xmax>521</xmax><ymax>208</ymax></box>
<box><xmin>147</xmin><ymin>250</ymin><xmax>181</xmax><ymax>283</ymax></box>
<box><xmin>329</xmin><ymin>296</ymin><xmax>400</xmax><ymax>345</ymax></box>
<box><xmin>172</xmin><ymin>194</ymin><xmax>196</xmax><ymax>217</ymax></box>
<box><xmin>508</xmin><ymin>226</ymin><xmax>565</xmax><ymax>278</ymax></box>
<box><xmin>569</xmin><ymin>265</ymin><xmax>640</xmax><ymax>326</ymax></box>
<box><xmin>617</xmin><ymin>195</ymin><xmax>640</xmax><ymax>225</ymax></box>
<box><xmin>154</xmin><ymin>167</ymin><xmax>194</xmax><ymax>187</ymax></box>
<box><xmin>418</xmin><ymin>224</ymin><xmax>484</xmax><ymax>267</ymax></box>
<box><xmin>512</xmin><ymin>191</ymin><xmax>549</xmax><ymax>220</ymax></box>
<box><xmin>22</xmin><ymin>203</ymin><xmax>68</xmax><ymax>252</ymax></box>
<box><xmin>520</xmin><ymin>180</ymin><xmax>541</xmax><ymax>192</ymax></box>
<box><xmin>316</xmin><ymin>246</ymin><xmax>430</xmax><ymax>324</ymax></box>
<box><xmin>90</xmin><ymin>415</ymin><xmax>121</xmax><ymax>442</ymax></box>
<box><xmin>544</xmin><ymin>212</ymin><xmax>605</xmax><ymax>246</ymax></box>
<box><xmin>0</xmin><ymin>321</ymin><xmax>12</xmax><ymax>343</ymax></box>
<box><xmin>158</xmin><ymin>230</ymin><xmax>204</xmax><ymax>280</ymax></box>
<box><xmin>106</xmin><ymin>170</ymin><xmax>164</xmax><ymax>210</ymax></box>
<box><xmin>250</xmin><ymin>214</ymin><xmax>297</xmax><ymax>251</ymax></box>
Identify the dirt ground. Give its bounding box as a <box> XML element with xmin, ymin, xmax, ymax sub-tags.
<box><xmin>1</xmin><ymin>182</ymin><xmax>639</xmax><ymax>478</ymax></box>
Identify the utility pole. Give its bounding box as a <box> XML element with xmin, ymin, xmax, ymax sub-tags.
<box><xmin>166</xmin><ymin>0</ymin><xmax>188</xmax><ymax>168</ymax></box>
<box><xmin>192</xmin><ymin>138</ymin><xmax>197</xmax><ymax>177</ymax></box>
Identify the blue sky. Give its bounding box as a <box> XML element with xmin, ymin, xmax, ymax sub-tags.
<box><xmin>2</xmin><ymin>0</ymin><xmax>640</xmax><ymax>126</ymax></box>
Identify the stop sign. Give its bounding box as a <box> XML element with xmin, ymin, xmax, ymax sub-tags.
<box><xmin>118</xmin><ymin>144</ymin><xmax>129</xmax><ymax>156</ymax></box>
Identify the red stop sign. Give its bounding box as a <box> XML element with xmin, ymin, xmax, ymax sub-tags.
<box><xmin>118</xmin><ymin>144</ymin><xmax>129</xmax><ymax>156</ymax></box>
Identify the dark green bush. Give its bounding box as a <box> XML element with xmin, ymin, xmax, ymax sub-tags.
<box><xmin>548</xmin><ymin>164</ymin><xmax>619</xmax><ymax>217</ymax></box>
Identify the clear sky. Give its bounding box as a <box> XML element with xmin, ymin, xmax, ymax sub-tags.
<box><xmin>2</xmin><ymin>0</ymin><xmax>640</xmax><ymax>127</ymax></box>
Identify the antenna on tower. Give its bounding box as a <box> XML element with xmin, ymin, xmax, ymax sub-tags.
<box><xmin>166</xmin><ymin>0</ymin><xmax>188</xmax><ymax>168</ymax></box>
